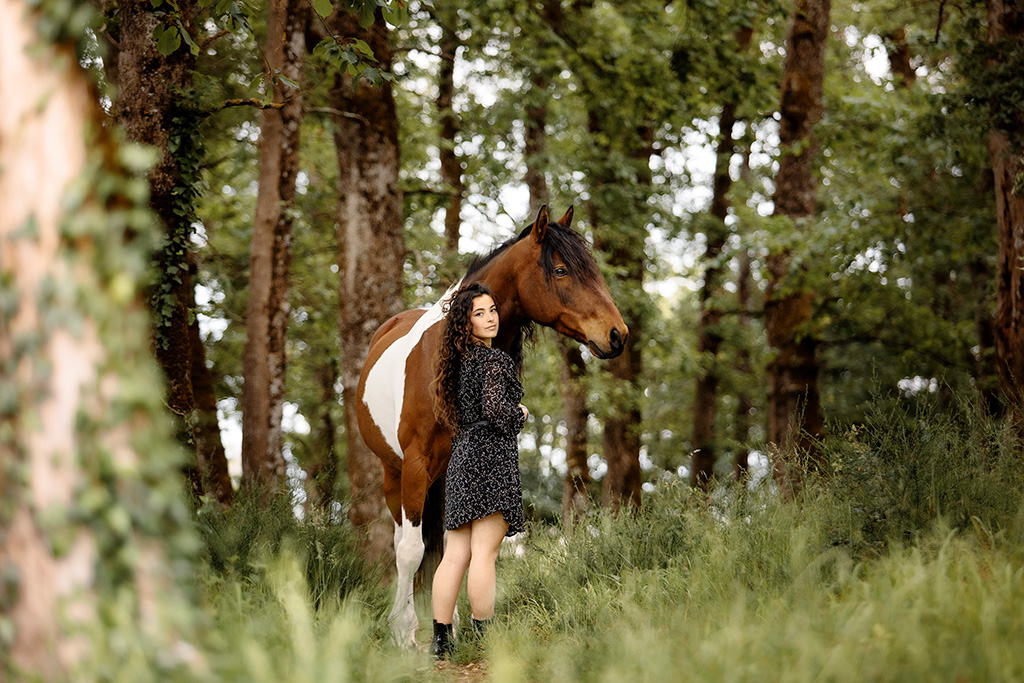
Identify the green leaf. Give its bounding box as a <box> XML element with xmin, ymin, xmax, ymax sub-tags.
<box><xmin>353</xmin><ymin>38</ymin><xmax>375</xmax><ymax>59</ymax></box>
<box><xmin>312</xmin><ymin>0</ymin><xmax>333</xmax><ymax>18</ymax></box>
<box><xmin>156</xmin><ymin>25</ymin><xmax>181</xmax><ymax>56</ymax></box>
<box><xmin>358</xmin><ymin>3</ymin><xmax>375</xmax><ymax>28</ymax></box>
<box><xmin>278</xmin><ymin>74</ymin><xmax>300</xmax><ymax>90</ymax></box>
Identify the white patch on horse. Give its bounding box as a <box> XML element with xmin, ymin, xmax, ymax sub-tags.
<box><xmin>388</xmin><ymin>512</ymin><xmax>425</xmax><ymax>647</ymax></box>
<box><xmin>362</xmin><ymin>280</ymin><xmax>462</xmax><ymax>460</ymax></box>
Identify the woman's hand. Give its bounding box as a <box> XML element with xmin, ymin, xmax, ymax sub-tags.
<box><xmin>519</xmin><ymin>404</ymin><xmax>529</xmax><ymax>420</ymax></box>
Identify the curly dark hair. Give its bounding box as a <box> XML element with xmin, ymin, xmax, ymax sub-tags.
<box><xmin>431</xmin><ymin>282</ymin><xmax>496</xmax><ymax>434</ymax></box>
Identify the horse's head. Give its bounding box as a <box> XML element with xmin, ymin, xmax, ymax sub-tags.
<box><xmin>507</xmin><ymin>205</ymin><xmax>628</xmax><ymax>359</ymax></box>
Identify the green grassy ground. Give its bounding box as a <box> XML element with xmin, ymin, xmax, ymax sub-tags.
<box><xmin>81</xmin><ymin>399</ymin><xmax>1024</xmax><ymax>681</ymax></box>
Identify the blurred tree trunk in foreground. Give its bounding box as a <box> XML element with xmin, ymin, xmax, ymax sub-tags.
<box><xmin>764</xmin><ymin>0</ymin><xmax>830</xmax><ymax>497</ymax></box>
<box><xmin>240</xmin><ymin>0</ymin><xmax>307</xmax><ymax>494</ymax></box>
<box><xmin>986</xmin><ymin>0</ymin><xmax>1024</xmax><ymax>435</ymax></box>
<box><xmin>1</xmin><ymin>3</ymin><xmax>192</xmax><ymax>676</ymax></box>
<box><xmin>329</xmin><ymin>6</ymin><xmax>405</xmax><ymax>563</ymax></box>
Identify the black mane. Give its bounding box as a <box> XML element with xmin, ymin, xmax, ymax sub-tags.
<box><xmin>464</xmin><ymin>219</ymin><xmax>602</xmax><ymax>287</ymax></box>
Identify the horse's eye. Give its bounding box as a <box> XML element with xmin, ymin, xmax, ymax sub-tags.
<box><xmin>554</xmin><ymin>266</ymin><xmax>569</xmax><ymax>277</ymax></box>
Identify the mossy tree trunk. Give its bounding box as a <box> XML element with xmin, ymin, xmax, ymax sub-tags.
<box><xmin>115</xmin><ymin>0</ymin><xmax>200</xmax><ymax>488</ymax></box>
<box><xmin>1</xmin><ymin>2</ymin><xmax>194</xmax><ymax>676</ymax></box>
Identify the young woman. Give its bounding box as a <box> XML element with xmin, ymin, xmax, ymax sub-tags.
<box><xmin>429</xmin><ymin>282</ymin><xmax>529</xmax><ymax>658</ymax></box>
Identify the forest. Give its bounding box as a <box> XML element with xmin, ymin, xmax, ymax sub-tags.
<box><xmin>2</xmin><ymin>0</ymin><xmax>1024</xmax><ymax>680</ymax></box>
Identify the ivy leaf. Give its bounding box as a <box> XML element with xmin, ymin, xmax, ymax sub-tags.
<box><xmin>312</xmin><ymin>0</ymin><xmax>333</xmax><ymax>18</ymax></box>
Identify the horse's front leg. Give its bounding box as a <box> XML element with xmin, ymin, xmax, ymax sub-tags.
<box><xmin>389</xmin><ymin>512</ymin><xmax>424</xmax><ymax>648</ymax></box>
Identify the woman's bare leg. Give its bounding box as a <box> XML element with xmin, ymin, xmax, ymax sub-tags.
<box><xmin>432</xmin><ymin>525</ymin><xmax>471</xmax><ymax>623</ymax></box>
<box><xmin>466</xmin><ymin>512</ymin><xmax>509</xmax><ymax>620</ymax></box>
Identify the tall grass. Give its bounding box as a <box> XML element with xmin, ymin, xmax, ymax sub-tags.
<box><xmin>488</xmin><ymin>399</ymin><xmax>1024</xmax><ymax>681</ymax></box>
<box><xmin>76</xmin><ymin>398</ymin><xmax>1024</xmax><ymax>681</ymax></box>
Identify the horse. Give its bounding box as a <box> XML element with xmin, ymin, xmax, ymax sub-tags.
<box><xmin>355</xmin><ymin>204</ymin><xmax>628</xmax><ymax>647</ymax></box>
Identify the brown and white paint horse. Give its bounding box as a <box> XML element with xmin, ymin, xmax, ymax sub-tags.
<box><xmin>356</xmin><ymin>205</ymin><xmax>627</xmax><ymax>646</ymax></box>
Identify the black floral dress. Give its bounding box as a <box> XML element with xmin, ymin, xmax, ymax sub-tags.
<box><xmin>444</xmin><ymin>344</ymin><xmax>526</xmax><ymax>536</ymax></box>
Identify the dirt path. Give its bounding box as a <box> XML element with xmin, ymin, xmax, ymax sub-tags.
<box><xmin>434</xmin><ymin>659</ymin><xmax>489</xmax><ymax>682</ymax></box>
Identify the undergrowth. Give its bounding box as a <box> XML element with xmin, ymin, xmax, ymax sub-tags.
<box><xmin>76</xmin><ymin>398</ymin><xmax>1024</xmax><ymax>681</ymax></box>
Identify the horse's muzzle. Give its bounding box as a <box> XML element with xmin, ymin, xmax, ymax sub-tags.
<box><xmin>589</xmin><ymin>326</ymin><xmax>628</xmax><ymax>359</ymax></box>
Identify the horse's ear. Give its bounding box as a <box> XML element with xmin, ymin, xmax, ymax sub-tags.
<box><xmin>557</xmin><ymin>206</ymin><xmax>574</xmax><ymax>228</ymax></box>
<box><xmin>532</xmin><ymin>204</ymin><xmax>549</xmax><ymax>243</ymax></box>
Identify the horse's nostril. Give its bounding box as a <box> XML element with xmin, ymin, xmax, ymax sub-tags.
<box><xmin>610</xmin><ymin>327</ymin><xmax>622</xmax><ymax>350</ymax></box>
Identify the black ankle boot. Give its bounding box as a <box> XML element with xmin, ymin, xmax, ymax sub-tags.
<box><xmin>471</xmin><ymin>617</ymin><xmax>490</xmax><ymax>640</ymax></box>
<box><xmin>430</xmin><ymin>620</ymin><xmax>453</xmax><ymax>659</ymax></box>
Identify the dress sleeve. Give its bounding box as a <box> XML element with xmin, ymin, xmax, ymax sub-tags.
<box><xmin>481</xmin><ymin>355</ymin><xmax>526</xmax><ymax>435</ymax></box>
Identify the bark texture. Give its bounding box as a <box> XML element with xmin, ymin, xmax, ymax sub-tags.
<box><xmin>1</xmin><ymin>4</ymin><xmax>180</xmax><ymax>674</ymax></box>
<box><xmin>0</xmin><ymin>10</ymin><xmax>99</xmax><ymax>674</ymax></box>
<box><xmin>240</xmin><ymin>0</ymin><xmax>306</xmax><ymax>493</ymax></box>
<box><xmin>115</xmin><ymin>0</ymin><xmax>197</xmax><ymax>458</ymax></box>
<box><xmin>436</xmin><ymin>13</ymin><xmax>463</xmax><ymax>265</ymax></box>
<box><xmin>987</xmin><ymin>0</ymin><xmax>1024</xmax><ymax>432</ymax></box>
<box><xmin>329</xmin><ymin>7</ymin><xmax>405</xmax><ymax>563</ymax></box>
<box><xmin>764</xmin><ymin>0</ymin><xmax>830</xmax><ymax>496</ymax></box>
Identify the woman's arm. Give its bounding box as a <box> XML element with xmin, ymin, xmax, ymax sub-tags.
<box><xmin>480</xmin><ymin>356</ymin><xmax>526</xmax><ymax>435</ymax></box>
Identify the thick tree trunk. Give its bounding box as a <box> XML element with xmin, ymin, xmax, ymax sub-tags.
<box><xmin>240</xmin><ymin>0</ymin><xmax>306</xmax><ymax>493</ymax></box>
<box><xmin>187</xmin><ymin>256</ymin><xmax>233</xmax><ymax>505</ymax></box>
<box><xmin>116</xmin><ymin>0</ymin><xmax>198</xmax><ymax>463</ymax></box>
<box><xmin>764</xmin><ymin>0</ymin><xmax>830</xmax><ymax>497</ymax></box>
<box><xmin>987</xmin><ymin>0</ymin><xmax>1024</xmax><ymax>434</ymax></box>
<box><xmin>329</xmin><ymin>7</ymin><xmax>404</xmax><ymax>564</ymax></box>
<box><xmin>1</xmin><ymin>5</ymin><xmax>187</xmax><ymax>674</ymax></box>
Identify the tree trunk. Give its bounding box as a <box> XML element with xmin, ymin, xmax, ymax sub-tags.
<box><xmin>734</xmin><ymin>247</ymin><xmax>755</xmax><ymax>483</ymax></box>
<box><xmin>1</xmin><ymin>4</ymin><xmax>189</xmax><ymax>674</ymax></box>
<box><xmin>187</xmin><ymin>255</ymin><xmax>233</xmax><ymax>505</ymax></box>
<box><xmin>560</xmin><ymin>340</ymin><xmax>592</xmax><ymax>523</ymax></box>
<box><xmin>691</xmin><ymin>101</ymin><xmax>738</xmax><ymax>490</ymax></box>
<box><xmin>987</xmin><ymin>0</ymin><xmax>1024</xmax><ymax>434</ymax></box>
<box><xmin>691</xmin><ymin>26</ymin><xmax>754</xmax><ymax>490</ymax></box>
<box><xmin>764</xmin><ymin>0</ymin><xmax>830</xmax><ymax>497</ymax></box>
<box><xmin>115</xmin><ymin>0</ymin><xmax>198</xmax><ymax>466</ymax></box>
<box><xmin>304</xmin><ymin>360</ymin><xmax>340</xmax><ymax>511</ymax></box>
<box><xmin>329</xmin><ymin>6</ymin><xmax>405</xmax><ymax>564</ymax></box>
<box><xmin>436</xmin><ymin>10</ymin><xmax>463</xmax><ymax>282</ymax></box>
<box><xmin>240</xmin><ymin>0</ymin><xmax>307</xmax><ymax>493</ymax></box>
<box><xmin>589</xmin><ymin>120</ymin><xmax>651</xmax><ymax>513</ymax></box>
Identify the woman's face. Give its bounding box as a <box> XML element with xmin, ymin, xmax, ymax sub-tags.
<box><xmin>469</xmin><ymin>294</ymin><xmax>499</xmax><ymax>344</ymax></box>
